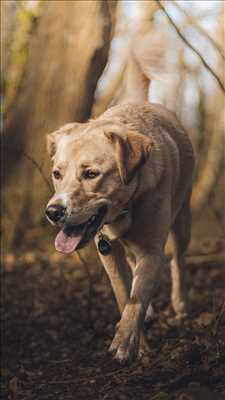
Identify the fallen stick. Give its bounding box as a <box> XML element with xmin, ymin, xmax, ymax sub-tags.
<box><xmin>186</xmin><ymin>251</ymin><xmax>225</xmax><ymax>266</ymax></box>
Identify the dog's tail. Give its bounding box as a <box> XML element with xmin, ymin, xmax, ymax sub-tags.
<box><xmin>125</xmin><ymin>25</ymin><xmax>168</xmax><ymax>102</ymax></box>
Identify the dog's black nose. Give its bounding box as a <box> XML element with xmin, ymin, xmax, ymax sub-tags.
<box><xmin>46</xmin><ymin>204</ymin><xmax>66</xmax><ymax>222</ymax></box>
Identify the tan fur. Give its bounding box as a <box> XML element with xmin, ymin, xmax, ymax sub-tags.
<box><xmin>46</xmin><ymin>29</ymin><xmax>195</xmax><ymax>364</ymax></box>
<box><xmin>104</xmin><ymin>129</ymin><xmax>153</xmax><ymax>184</ymax></box>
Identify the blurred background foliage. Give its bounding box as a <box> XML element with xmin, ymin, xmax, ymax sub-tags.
<box><xmin>1</xmin><ymin>0</ymin><xmax>224</xmax><ymax>266</ymax></box>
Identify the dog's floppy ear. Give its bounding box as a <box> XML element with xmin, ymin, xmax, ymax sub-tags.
<box><xmin>46</xmin><ymin>122</ymin><xmax>82</xmax><ymax>159</ymax></box>
<box><xmin>105</xmin><ymin>129</ymin><xmax>153</xmax><ymax>184</ymax></box>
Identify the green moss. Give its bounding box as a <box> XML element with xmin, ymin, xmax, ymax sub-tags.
<box><xmin>4</xmin><ymin>1</ymin><xmax>44</xmax><ymax>112</ymax></box>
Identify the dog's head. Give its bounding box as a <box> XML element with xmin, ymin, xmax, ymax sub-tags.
<box><xmin>46</xmin><ymin>120</ymin><xmax>153</xmax><ymax>253</ymax></box>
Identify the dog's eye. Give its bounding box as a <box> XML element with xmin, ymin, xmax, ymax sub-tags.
<box><xmin>52</xmin><ymin>170</ymin><xmax>62</xmax><ymax>180</ymax></box>
<box><xmin>83</xmin><ymin>169</ymin><xmax>100</xmax><ymax>179</ymax></box>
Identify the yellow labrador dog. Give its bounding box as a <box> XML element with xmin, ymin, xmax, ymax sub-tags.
<box><xmin>46</xmin><ymin>28</ymin><xmax>195</xmax><ymax>364</ymax></box>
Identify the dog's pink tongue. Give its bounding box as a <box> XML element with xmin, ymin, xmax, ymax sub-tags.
<box><xmin>55</xmin><ymin>229</ymin><xmax>82</xmax><ymax>254</ymax></box>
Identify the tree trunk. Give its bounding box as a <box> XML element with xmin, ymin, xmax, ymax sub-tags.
<box><xmin>2</xmin><ymin>0</ymin><xmax>111</xmax><ymax>251</ymax></box>
<box><xmin>1</xmin><ymin>0</ymin><xmax>18</xmax><ymax>79</ymax></box>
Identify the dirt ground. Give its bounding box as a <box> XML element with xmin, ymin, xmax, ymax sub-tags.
<box><xmin>1</xmin><ymin>244</ymin><xmax>225</xmax><ymax>400</ymax></box>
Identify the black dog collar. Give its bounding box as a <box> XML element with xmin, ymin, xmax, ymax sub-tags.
<box><xmin>97</xmin><ymin>207</ymin><xmax>129</xmax><ymax>255</ymax></box>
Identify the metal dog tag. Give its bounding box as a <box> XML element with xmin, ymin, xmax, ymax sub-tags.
<box><xmin>98</xmin><ymin>235</ymin><xmax>112</xmax><ymax>255</ymax></box>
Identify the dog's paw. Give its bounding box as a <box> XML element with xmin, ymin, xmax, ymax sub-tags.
<box><xmin>138</xmin><ymin>334</ymin><xmax>150</xmax><ymax>360</ymax></box>
<box><xmin>109</xmin><ymin>325</ymin><xmax>140</xmax><ymax>365</ymax></box>
<box><xmin>176</xmin><ymin>308</ymin><xmax>189</xmax><ymax>320</ymax></box>
<box><xmin>167</xmin><ymin>311</ymin><xmax>189</xmax><ymax>327</ymax></box>
<box><xmin>172</xmin><ymin>297</ymin><xmax>190</xmax><ymax>318</ymax></box>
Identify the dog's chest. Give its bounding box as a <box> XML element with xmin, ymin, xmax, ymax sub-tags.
<box><xmin>101</xmin><ymin>213</ymin><xmax>132</xmax><ymax>240</ymax></box>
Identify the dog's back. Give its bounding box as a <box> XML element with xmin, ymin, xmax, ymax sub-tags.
<box><xmin>98</xmin><ymin>26</ymin><xmax>195</xmax><ymax>213</ymax></box>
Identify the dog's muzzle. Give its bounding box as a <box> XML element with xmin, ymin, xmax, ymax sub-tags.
<box><xmin>46</xmin><ymin>204</ymin><xmax>66</xmax><ymax>223</ymax></box>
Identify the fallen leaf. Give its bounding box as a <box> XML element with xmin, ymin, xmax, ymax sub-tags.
<box><xmin>195</xmin><ymin>312</ymin><xmax>214</xmax><ymax>327</ymax></box>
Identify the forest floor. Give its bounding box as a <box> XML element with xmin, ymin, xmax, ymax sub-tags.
<box><xmin>1</xmin><ymin>244</ymin><xmax>225</xmax><ymax>400</ymax></box>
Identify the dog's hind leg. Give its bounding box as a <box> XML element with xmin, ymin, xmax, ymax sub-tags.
<box><xmin>170</xmin><ymin>193</ymin><xmax>192</xmax><ymax>319</ymax></box>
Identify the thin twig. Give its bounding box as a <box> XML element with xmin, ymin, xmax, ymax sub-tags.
<box><xmin>173</xmin><ymin>1</ymin><xmax>225</xmax><ymax>61</ymax></box>
<box><xmin>77</xmin><ymin>251</ymin><xmax>95</xmax><ymax>327</ymax></box>
<box><xmin>21</xmin><ymin>150</ymin><xmax>53</xmax><ymax>193</ymax></box>
<box><xmin>156</xmin><ymin>0</ymin><xmax>225</xmax><ymax>94</ymax></box>
<box><xmin>213</xmin><ymin>298</ymin><xmax>225</xmax><ymax>336</ymax></box>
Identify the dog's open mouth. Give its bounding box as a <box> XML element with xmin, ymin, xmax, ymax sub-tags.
<box><xmin>55</xmin><ymin>205</ymin><xmax>107</xmax><ymax>254</ymax></box>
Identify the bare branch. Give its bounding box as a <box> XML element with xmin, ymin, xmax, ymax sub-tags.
<box><xmin>156</xmin><ymin>1</ymin><xmax>225</xmax><ymax>94</ymax></box>
<box><xmin>173</xmin><ymin>1</ymin><xmax>225</xmax><ymax>61</ymax></box>
<box><xmin>76</xmin><ymin>251</ymin><xmax>95</xmax><ymax>327</ymax></box>
<box><xmin>21</xmin><ymin>151</ymin><xmax>53</xmax><ymax>193</ymax></box>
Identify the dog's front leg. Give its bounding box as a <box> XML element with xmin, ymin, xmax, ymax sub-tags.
<box><xmin>95</xmin><ymin>238</ymin><xmax>132</xmax><ymax>313</ymax></box>
<box><xmin>95</xmin><ymin>238</ymin><xmax>150</xmax><ymax>357</ymax></box>
<box><xmin>109</xmin><ymin>253</ymin><xmax>162</xmax><ymax>364</ymax></box>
